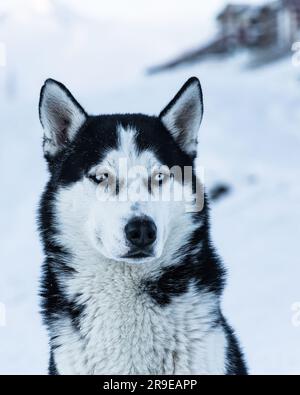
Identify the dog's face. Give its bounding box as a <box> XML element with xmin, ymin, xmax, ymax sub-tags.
<box><xmin>39</xmin><ymin>78</ymin><xmax>204</xmax><ymax>264</ymax></box>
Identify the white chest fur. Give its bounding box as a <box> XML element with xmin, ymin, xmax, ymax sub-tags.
<box><xmin>51</xmin><ymin>263</ymin><xmax>227</xmax><ymax>375</ymax></box>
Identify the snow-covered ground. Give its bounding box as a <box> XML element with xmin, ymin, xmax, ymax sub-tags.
<box><xmin>0</xmin><ymin>0</ymin><xmax>299</xmax><ymax>374</ymax></box>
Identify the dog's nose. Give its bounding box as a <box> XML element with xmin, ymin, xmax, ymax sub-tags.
<box><xmin>125</xmin><ymin>217</ymin><xmax>157</xmax><ymax>249</ymax></box>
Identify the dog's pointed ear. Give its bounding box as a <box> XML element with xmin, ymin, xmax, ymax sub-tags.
<box><xmin>159</xmin><ymin>77</ymin><xmax>203</xmax><ymax>157</ymax></box>
<box><xmin>39</xmin><ymin>79</ymin><xmax>87</xmax><ymax>159</ymax></box>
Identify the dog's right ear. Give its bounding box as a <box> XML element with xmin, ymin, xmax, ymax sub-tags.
<box><xmin>39</xmin><ymin>79</ymin><xmax>87</xmax><ymax>160</ymax></box>
<box><xmin>159</xmin><ymin>77</ymin><xmax>203</xmax><ymax>158</ymax></box>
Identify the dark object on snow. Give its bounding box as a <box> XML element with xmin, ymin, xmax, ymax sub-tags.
<box><xmin>148</xmin><ymin>0</ymin><xmax>300</xmax><ymax>73</ymax></box>
<box><xmin>210</xmin><ymin>183</ymin><xmax>231</xmax><ymax>202</ymax></box>
<box><xmin>148</xmin><ymin>37</ymin><xmax>230</xmax><ymax>74</ymax></box>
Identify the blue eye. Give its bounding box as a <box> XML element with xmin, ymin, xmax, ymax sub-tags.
<box><xmin>89</xmin><ymin>173</ymin><xmax>108</xmax><ymax>184</ymax></box>
<box><xmin>155</xmin><ymin>173</ymin><xmax>165</xmax><ymax>183</ymax></box>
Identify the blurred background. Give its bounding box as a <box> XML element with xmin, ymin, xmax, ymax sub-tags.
<box><xmin>0</xmin><ymin>0</ymin><xmax>300</xmax><ymax>374</ymax></box>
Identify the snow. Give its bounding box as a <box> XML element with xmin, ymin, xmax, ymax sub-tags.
<box><xmin>0</xmin><ymin>0</ymin><xmax>299</xmax><ymax>374</ymax></box>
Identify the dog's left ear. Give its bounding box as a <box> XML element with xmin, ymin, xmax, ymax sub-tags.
<box><xmin>39</xmin><ymin>79</ymin><xmax>87</xmax><ymax>160</ymax></box>
<box><xmin>159</xmin><ymin>77</ymin><xmax>203</xmax><ymax>157</ymax></box>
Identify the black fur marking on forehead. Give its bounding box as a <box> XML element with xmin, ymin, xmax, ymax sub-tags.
<box><xmin>131</xmin><ymin>115</ymin><xmax>194</xmax><ymax>169</ymax></box>
<box><xmin>52</xmin><ymin>113</ymin><xmax>194</xmax><ymax>186</ymax></box>
<box><xmin>57</xmin><ymin>115</ymin><xmax>119</xmax><ymax>185</ymax></box>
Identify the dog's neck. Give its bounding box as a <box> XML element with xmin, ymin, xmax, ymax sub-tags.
<box><xmin>62</xmin><ymin>247</ymin><xmax>173</xmax><ymax>289</ymax></box>
<box><xmin>55</xmin><ymin>230</ymin><xmax>207</xmax><ymax>313</ymax></box>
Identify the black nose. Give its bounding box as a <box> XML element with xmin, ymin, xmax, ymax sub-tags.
<box><xmin>125</xmin><ymin>217</ymin><xmax>157</xmax><ymax>249</ymax></box>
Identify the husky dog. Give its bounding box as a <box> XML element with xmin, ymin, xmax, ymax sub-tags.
<box><xmin>38</xmin><ymin>77</ymin><xmax>247</xmax><ymax>375</ymax></box>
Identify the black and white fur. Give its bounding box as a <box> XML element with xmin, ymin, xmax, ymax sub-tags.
<box><xmin>38</xmin><ymin>77</ymin><xmax>247</xmax><ymax>375</ymax></box>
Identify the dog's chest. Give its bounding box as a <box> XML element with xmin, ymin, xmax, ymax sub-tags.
<box><xmin>53</xmin><ymin>266</ymin><xmax>225</xmax><ymax>374</ymax></box>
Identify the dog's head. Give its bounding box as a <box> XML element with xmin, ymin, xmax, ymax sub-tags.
<box><xmin>39</xmin><ymin>78</ymin><xmax>204</xmax><ymax>264</ymax></box>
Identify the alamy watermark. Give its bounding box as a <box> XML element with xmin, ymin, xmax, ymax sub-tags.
<box><xmin>91</xmin><ymin>160</ymin><xmax>205</xmax><ymax>213</ymax></box>
<box><xmin>0</xmin><ymin>302</ymin><xmax>6</xmax><ymax>327</ymax></box>
<box><xmin>291</xmin><ymin>302</ymin><xmax>300</xmax><ymax>328</ymax></box>
<box><xmin>291</xmin><ymin>41</ymin><xmax>300</xmax><ymax>67</ymax></box>
<box><xmin>0</xmin><ymin>42</ymin><xmax>6</xmax><ymax>67</ymax></box>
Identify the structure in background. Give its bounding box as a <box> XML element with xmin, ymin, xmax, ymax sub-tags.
<box><xmin>149</xmin><ymin>0</ymin><xmax>300</xmax><ymax>73</ymax></box>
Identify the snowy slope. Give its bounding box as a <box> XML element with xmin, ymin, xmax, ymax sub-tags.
<box><xmin>0</xmin><ymin>0</ymin><xmax>299</xmax><ymax>374</ymax></box>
